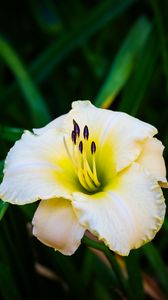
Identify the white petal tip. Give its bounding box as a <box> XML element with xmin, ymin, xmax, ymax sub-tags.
<box><xmin>71</xmin><ymin>100</ymin><xmax>93</xmax><ymax>109</ymax></box>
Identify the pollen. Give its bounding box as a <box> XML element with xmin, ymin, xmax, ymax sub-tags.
<box><xmin>83</xmin><ymin>125</ymin><xmax>89</xmax><ymax>140</ymax></box>
<box><xmin>73</xmin><ymin>119</ymin><xmax>80</xmax><ymax>137</ymax></box>
<box><xmin>64</xmin><ymin>121</ymin><xmax>101</xmax><ymax>192</ymax></box>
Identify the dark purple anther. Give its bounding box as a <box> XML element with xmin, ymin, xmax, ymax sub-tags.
<box><xmin>71</xmin><ymin>130</ymin><xmax>76</xmax><ymax>144</ymax></box>
<box><xmin>91</xmin><ymin>141</ymin><xmax>96</xmax><ymax>154</ymax></box>
<box><xmin>73</xmin><ymin>119</ymin><xmax>80</xmax><ymax>137</ymax></box>
<box><xmin>79</xmin><ymin>141</ymin><xmax>83</xmax><ymax>154</ymax></box>
<box><xmin>83</xmin><ymin>125</ymin><xmax>89</xmax><ymax>140</ymax></box>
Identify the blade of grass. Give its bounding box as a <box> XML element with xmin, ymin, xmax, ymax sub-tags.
<box><xmin>0</xmin><ymin>36</ymin><xmax>51</xmax><ymax>126</ymax></box>
<box><xmin>143</xmin><ymin>243</ymin><xmax>168</xmax><ymax>295</ymax></box>
<box><xmin>95</xmin><ymin>16</ymin><xmax>151</xmax><ymax>108</ymax></box>
<box><xmin>1</xmin><ymin>0</ymin><xmax>137</xmax><ymax>103</ymax></box>
<box><xmin>31</xmin><ymin>0</ymin><xmax>137</xmax><ymax>82</ymax></box>
<box><xmin>119</xmin><ymin>29</ymin><xmax>158</xmax><ymax>115</ymax></box>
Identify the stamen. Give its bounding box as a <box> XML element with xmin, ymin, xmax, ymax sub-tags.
<box><xmin>92</xmin><ymin>155</ymin><xmax>100</xmax><ymax>187</ymax></box>
<box><xmin>79</xmin><ymin>141</ymin><xmax>83</xmax><ymax>153</ymax></box>
<box><xmin>83</xmin><ymin>125</ymin><xmax>89</xmax><ymax>140</ymax></box>
<box><xmin>82</xmin><ymin>167</ymin><xmax>98</xmax><ymax>191</ymax></box>
<box><xmin>73</xmin><ymin>119</ymin><xmax>80</xmax><ymax>137</ymax></box>
<box><xmin>82</xmin><ymin>149</ymin><xmax>97</xmax><ymax>191</ymax></box>
<box><xmin>64</xmin><ymin>121</ymin><xmax>101</xmax><ymax>193</ymax></box>
<box><xmin>91</xmin><ymin>141</ymin><xmax>100</xmax><ymax>187</ymax></box>
<box><xmin>71</xmin><ymin>130</ymin><xmax>76</xmax><ymax>144</ymax></box>
<box><xmin>63</xmin><ymin>136</ymin><xmax>76</xmax><ymax>167</ymax></box>
<box><xmin>91</xmin><ymin>141</ymin><xmax>96</xmax><ymax>154</ymax></box>
<box><xmin>77</xmin><ymin>166</ymin><xmax>90</xmax><ymax>191</ymax></box>
<box><xmin>77</xmin><ymin>141</ymin><xmax>96</xmax><ymax>191</ymax></box>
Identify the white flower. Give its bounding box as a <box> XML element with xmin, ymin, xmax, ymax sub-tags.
<box><xmin>0</xmin><ymin>101</ymin><xmax>167</xmax><ymax>255</ymax></box>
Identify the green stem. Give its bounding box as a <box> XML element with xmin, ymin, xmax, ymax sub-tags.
<box><xmin>82</xmin><ymin>236</ymin><xmax>132</xmax><ymax>299</ymax></box>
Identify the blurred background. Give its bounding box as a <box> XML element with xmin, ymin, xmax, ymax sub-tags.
<box><xmin>0</xmin><ymin>0</ymin><xmax>168</xmax><ymax>299</ymax></box>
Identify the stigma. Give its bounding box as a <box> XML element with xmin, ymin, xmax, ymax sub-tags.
<box><xmin>64</xmin><ymin>120</ymin><xmax>101</xmax><ymax>192</ymax></box>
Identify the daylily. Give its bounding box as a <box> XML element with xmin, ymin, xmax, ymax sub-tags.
<box><xmin>0</xmin><ymin>101</ymin><xmax>167</xmax><ymax>255</ymax></box>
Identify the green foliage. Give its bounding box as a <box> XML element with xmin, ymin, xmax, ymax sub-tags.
<box><xmin>0</xmin><ymin>37</ymin><xmax>51</xmax><ymax>126</ymax></box>
<box><xmin>95</xmin><ymin>16</ymin><xmax>151</xmax><ymax>108</ymax></box>
<box><xmin>0</xmin><ymin>0</ymin><xmax>168</xmax><ymax>299</ymax></box>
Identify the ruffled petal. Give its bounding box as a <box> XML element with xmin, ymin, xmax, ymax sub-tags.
<box><xmin>0</xmin><ymin>129</ymin><xmax>81</xmax><ymax>204</ymax></box>
<box><xmin>137</xmin><ymin>138</ymin><xmax>167</xmax><ymax>184</ymax></box>
<box><xmin>65</xmin><ymin>101</ymin><xmax>157</xmax><ymax>173</ymax></box>
<box><xmin>33</xmin><ymin>101</ymin><xmax>157</xmax><ymax>174</ymax></box>
<box><xmin>72</xmin><ymin>163</ymin><xmax>165</xmax><ymax>256</ymax></box>
<box><xmin>98</xmin><ymin>111</ymin><xmax>157</xmax><ymax>173</ymax></box>
<box><xmin>33</xmin><ymin>198</ymin><xmax>85</xmax><ymax>255</ymax></box>
<box><xmin>33</xmin><ymin>114</ymin><xmax>67</xmax><ymax>135</ymax></box>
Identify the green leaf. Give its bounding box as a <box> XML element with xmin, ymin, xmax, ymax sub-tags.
<box><xmin>0</xmin><ymin>160</ymin><xmax>4</xmax><ymax>175</ymax></box>
<box><xmin>82</xmin><ymin>236</ymin><xmax>132</xmax><ymax>299</ymax></box>
<box><xmin>95</xmin><ymin>16</ymin><xmax>151</xmax><ymax>108</ymax></box>
<box><xmin>81</xmin><ymin>248</ymin><xmax>118</xmax><ymax>288</ymax></box>
<box><xmin>0</xmin><ymin>161</ymin><xmax>9</xmax><ymax>220</ymax></box>
<box><xmin>119</xmin><ymin>29</ymin><xmax>158</xmax><ymax>115</ymax></box>
<box><xmin>150</xmin><ymin>0</ymin><xmax>168</xmax><ymax>93</ymax></box>
<box><xmin>31</xmin><ymin>0</ymin><xmax>137</xmax><ymax>82</ymax></box>
<box><xmin>1</xmin><ymin>0</ymin><xmax>137</xmax><ymax>103</ymax></box>
<box><xmin>124</xmin><ymin>252</ymin><xmax>145</xmax><ymax>300</ymax></box>
<box><xmin>6</xmin><ymin>207</ymin><xmax>38</xmax><ymax>298</ymax></box>
<box><xmin>0</xmin><ymin>261</ymin><xmax>22</xmax><ymax>300</ymax></box>
<box><xmin>30</xmin><ymin>0</ymin><xmax>62</xmax><ymax>35</ymax></box>
<box><xmin>143</xmin><ymin>243</ymin><xmax>168</xmax><ymax>295</ymax></box>
<box><xmin>41</xmin><ymin>247</ymin><xmax>85</xmax><ymax>298</ymax></box>
<box><xmin>92</xmin><ymin>280</ymin><xmax>113</xmax><ymax>300</ymax></box>
<box><xmin>0</xmin><ymin>36</ymin><xmax>51</xmax><ymax>126</ymax></box>
<box><xmin>0</xmin><ymin>201</ymin><xmax>9</xmax><ymax>221</ymax></box>
<box><xmin>0</xmin><ymin>126</ymin><xmax>23</xmax><ymax>142</ymax></box>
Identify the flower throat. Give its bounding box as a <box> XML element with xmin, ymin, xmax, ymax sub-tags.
<box><xmin>64</xmin><ymin>120</ymin><xmax>101</xmax><ymax>192</ymax></box>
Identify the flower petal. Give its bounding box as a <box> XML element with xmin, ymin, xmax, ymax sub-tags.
<box><xmin>137</xmin><ymin>138</ymin><xmax>167</xmax><ymax>184</ymax></box>
<box><xmin>72</xmin><ymin>163</ymin><xmax>165</xmax><ymax>256</ymax></box>
<box><xmin>33</xmin><ymin>114</ymin><xmax>67</xmax><ymax>135</ymax></box>
<box><xmin>0</xmin><ymin>130</ymin><xmax>80</xmax><ymax>204</ymax></box>
<box><xmin>33</xmin><ymin>100</ymin><xmax>157</xmax><ymax>173</ymax></box>
<box><xmin>67</xmin><ymin>101</ymin><xmax>157</xmax><ymax>173</ymax></box>
<box><xmin>32</xmin><ymin>198</ymin><xmax>85</xmax><ymax>255</ymax></box>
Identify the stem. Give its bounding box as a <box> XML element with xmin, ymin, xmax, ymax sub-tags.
<box><xmin>82</xmin><ymin>236</ymin><xmax>132</xmax><ymax>299</ymax></box>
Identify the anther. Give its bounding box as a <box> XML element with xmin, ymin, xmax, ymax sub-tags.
<box><xmin>73</xmin><ymin>119</ymin><xmax>80</xmax><ymax>137</ymax></box>
<box><xmin>71</xmin><ymin>130</ymin><xmax>76</xmax><ymax>144</ymax></box>
<box><xmin>91</xmin><ymin>141</ymin><xmax>96</xmax><ymax>154</ymax></box>
<box><xmin>79</xmin><ymin>141</ymin><xmax>83</xmax><ymax>154</ymax></box>
<box><xmin>83</xmin><ymin>125</ymin><xmax>89</xmax><ymax>140</ymax></box>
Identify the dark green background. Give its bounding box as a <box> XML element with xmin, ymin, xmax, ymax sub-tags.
<box><xmin>0</xmin><ymin>0</ymin><xmax>168</xmax><ymax>299</ymax></box>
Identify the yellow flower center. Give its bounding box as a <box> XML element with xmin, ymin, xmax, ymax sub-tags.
<box><xmin>64</xmin><ymin>120</ymin><xmax>101</xmax><ymax>192</ymax></box>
